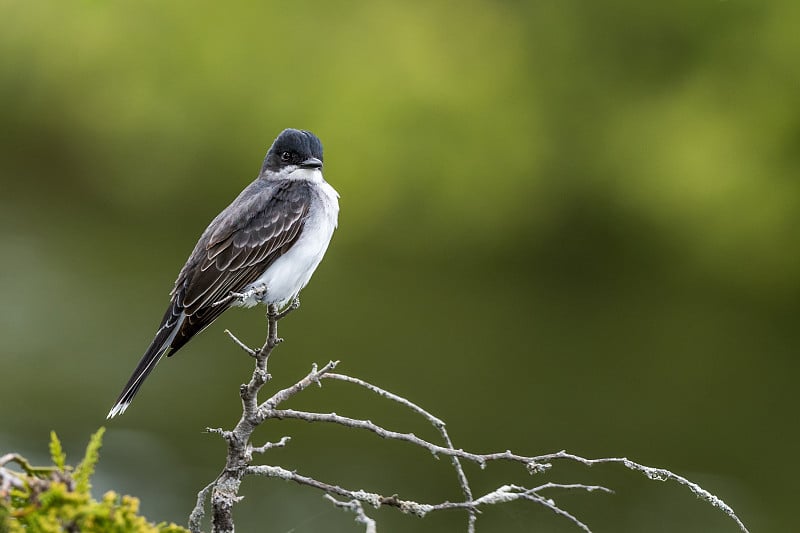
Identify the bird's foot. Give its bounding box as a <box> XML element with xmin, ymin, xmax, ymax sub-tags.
<box><xmin>219</xmin><ymin>284</ymin><xmax>269</xmax><ymax>308</ymax></box>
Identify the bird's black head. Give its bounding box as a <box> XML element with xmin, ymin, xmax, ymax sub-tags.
<box><xmin>261</xmin><ymin>129</ymin><xmax>324</xmax><ymax>174</ymax></box>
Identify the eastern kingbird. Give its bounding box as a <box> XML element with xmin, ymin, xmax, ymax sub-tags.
<box><xmin>107</xmin><ymin>129</ymin><xmax>339</xmax><ymax>418</ymax></box>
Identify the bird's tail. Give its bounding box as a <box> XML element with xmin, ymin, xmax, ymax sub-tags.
<box><xmin>107</xmin><ymin>312</ymin><xmax>185</xmax><ymax>418</ymax></box>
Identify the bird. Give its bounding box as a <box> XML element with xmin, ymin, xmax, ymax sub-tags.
<box><xmin>107</xmin><ymin>129</ymin><xmax>339</xmax><ymax>418</ymax></box>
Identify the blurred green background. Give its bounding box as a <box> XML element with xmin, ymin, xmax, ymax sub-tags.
<box><xmin>1</xmin><ymin>0</ymin><xmax>797</xmax><ymax>531</ymax></box>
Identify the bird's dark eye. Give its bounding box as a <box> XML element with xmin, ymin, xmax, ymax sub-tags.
<box><xmin>280</xmin><ymin>151</ymin><xmax>292</xmax><ymax>163</ymax></box>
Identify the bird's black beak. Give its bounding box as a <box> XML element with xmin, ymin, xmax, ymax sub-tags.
<box><xmin>299</xmin><ymin>157</ymin><xmax>323</xmax><ymax>169</ymax></box>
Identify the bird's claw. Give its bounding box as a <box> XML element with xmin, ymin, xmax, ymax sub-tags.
<box><xmin>217</xmin><ymin>284</ymin><xmax>269</xmax><ymax>308</ymax></box>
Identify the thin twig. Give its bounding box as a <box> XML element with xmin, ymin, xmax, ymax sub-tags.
<box><xmin>249</xmin><ymin>436</ymin><xmax>291</xmax><ymax>455</ymax></box>
<box><xmin>257</xmin><ymin>361</ymin><xmax>339</xmax><ymax>415</ymax></box>
<box><xmin>223</xmin><ymin>329</ymin><xmax>256</xmax><ymax>356</ymax></box>
<box><xmin>324</xmin><ymin>495</ymin><xmax>377</xmax><ymax>533</ymax></box>
<box><xmin>188</xmin><ymin>480</ymin><xmax>216</xmax><ymax>532</ymax></box>
<box><xmin>275</xmin><ymin>297</ymin><xmax>300</xmax><ymax>320</ymax></box>
<box><xmin>324</xmin><ymin>373</ymin><xmax>477</xmax><ymax>531</ymax></box>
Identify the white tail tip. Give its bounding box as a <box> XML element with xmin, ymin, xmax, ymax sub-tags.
<box><xmin>106</xmin><ymin>402</ymin><xmax>130</xmax><ymax>419</ymax></box>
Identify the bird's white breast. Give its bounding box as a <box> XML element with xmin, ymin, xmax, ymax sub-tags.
<box><xmin>245</xmin><ymin>169</ymin><xmax>339</xmax><ymax>307</ymax></box>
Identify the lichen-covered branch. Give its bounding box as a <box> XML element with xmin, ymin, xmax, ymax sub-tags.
<box><xmin>189</xmin><ymin>303</ymin><xmax>750</xmax><ymax>533</ymax></box>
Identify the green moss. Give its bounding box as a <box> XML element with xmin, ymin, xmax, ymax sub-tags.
<box><xmin>47</xmin><ymin>432</ymin><xmax>66</xmax><ymax>473</ymax></box>
<box><xmin>0</xmin><ymin>429</ymin><xmax>188</xmax><ymax>533</ymax></box>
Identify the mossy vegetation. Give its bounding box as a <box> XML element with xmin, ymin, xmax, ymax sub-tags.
<box><xmin>0</xmin><ymin>429</ymin><xmax>188</xmax><ymax>533</ymax></box>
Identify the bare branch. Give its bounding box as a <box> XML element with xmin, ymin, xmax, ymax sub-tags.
<box><xmin>257</xmin><ymin>360</ymin><xmax>339</xmax><ymax>415</ymax></box>
<box><xmin>518</xmin><ymin>491</ymin><xmax>593</xmax><ymax>533</ymax></box>
<box><xmin>245</xmin><ymin>464</ymin><xmax>611</xmax><ymax>531</ymax></box>
<box><xmin>323</xmin><ymin>374</ymin><xmax>446</xmax><ymax>426</ymax></box>
<box><xmin>223</xmin><ymin>329</ymin><xmax>256</xmax><ymax>356</ymax></box>
<box><xmin>188</xmin><ymin>480</ymin><xmax>215</xmax><ymax>533</ymax></box>
<box><xmin>249</xmin><ymin>436</ymin><xmax>291</xmax><ymax>455</ymax></box>
<box><xmin>463</xmin><ymin>485</ymin><xmax>597</xmax><ymax>532</ymax></box>
<box><xmin>430</xmin><ymin>483</ymin><xmax>612</xmax><ymax>510</ymax></box>
<box><xmin>261</xmin><ymin>408</ymin><xmax>748</xmax><ymax>532</ymax></box>
<box><xmin>265</xmin><ymin>408</ymin><xmax>528</xmax><ymax>465</ymax></box>
<box><xmin>324</xmin><ymin>495</ymin><xmax>377</xmax><ymax>533</ymax></box>
<box><xmin>531</xmin><ymin>482</ymin><xmax>614</xmax><ymax>494</ymax></box>
<box><xmin>324</xmin><ymin>373</ymin><xmax>477</xmax><ymax>530</ymax></box>
<box><xmin>532</xmin><ymin>453</ymin><xmax>750</xmax><ymax>533</ymax></box>
<box><xmin>274</xmin><ymin>297</ymin><xmax>300</xmax><ymax>319</ymax></box>
<box><xmin>191</xmin><ymin>301</ymin><xmax>750</xmax><ymax>533</ymax></box>
<box><xmin>196</xmin><ymin>302</ymin><xmax>301</xmax><ymax>533</ymax></box>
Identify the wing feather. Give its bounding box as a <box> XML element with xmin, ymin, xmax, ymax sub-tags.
<box><xmin>167</xmin><ymin>179</ymin><xmax>312</xmax><ymax>350</ymax></box>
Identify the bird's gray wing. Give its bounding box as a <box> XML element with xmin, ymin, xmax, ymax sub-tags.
<box><xmin>168</xmin><ymin>178</ymin><xmax>312</xmax><ymax>353</ymax></box>
<box><xmin>108</xmin><ymin>179</ymin><xmax>311</xmax><ymax>417</ymax></box>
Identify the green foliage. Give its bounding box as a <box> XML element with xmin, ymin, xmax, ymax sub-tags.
<box><xmin>74</xmin><ymin>427</ymin><xmax>104</xmax><ymax>494</ymax></box>
<box><xmin>0</xmin><ymin>429</ymin><xmax>188</xmax><ymax>533</ymax></box>
<box><xmin>47</xmin><ymin>432</ymin><xmax>65</xmax><ymax>473</ymax></box>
